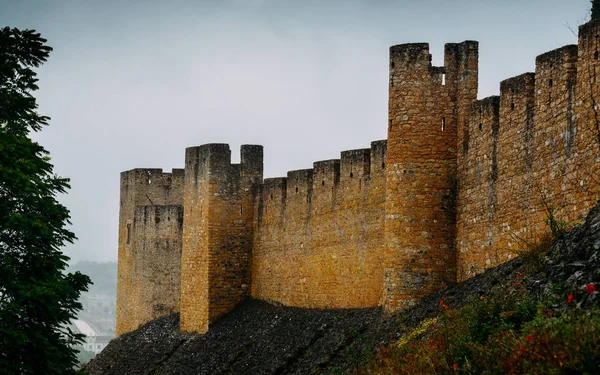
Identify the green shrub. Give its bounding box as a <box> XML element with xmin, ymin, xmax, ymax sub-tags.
<box><xmin>362</xmin><ymin>277</ymin><xmax>600</xmax><ymax>375</ymax></box>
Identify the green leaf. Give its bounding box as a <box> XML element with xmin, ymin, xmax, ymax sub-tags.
<box><xmin>0</xmin><ymin>27</ymin><xmax>91</xmax><ymax>375</ymax></box>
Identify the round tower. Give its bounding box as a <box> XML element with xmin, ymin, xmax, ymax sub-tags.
<box><xmin>382</xmin><ymin>41</ymin><xmax>478</xmax><ymax>312</ymax></box>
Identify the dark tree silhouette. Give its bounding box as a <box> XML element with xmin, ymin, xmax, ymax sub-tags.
<box><xmin>593</xmin><ymin>0</ymin><xmax>600</xmax><ymax>19</ymax></box>
<box><xmin>0</xmin><ymin>27</ymin><xmax>91</xmax><ymax>374</ymax></box>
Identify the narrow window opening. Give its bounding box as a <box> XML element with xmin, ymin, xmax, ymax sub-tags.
<box><xmin>381</xmin><ymin>162</ymin><xmax>385</xmax><ymax>169</ymax></box>
<box><xmin>595</xmin><ymin>51</ymin><xmax>599</xmax><ymax>60</ymax></box>
<box><xmin>511</xmin><ymin>103</ymin><xmax>515</xmax><ymax>110</ymax></box>
<box><xmin>295</xmin><ymin>187</ymin><xmax>298</xmax><ymax>193</ymax></box>
<box><xmin>549</xmin><ymin>79</ymin><xmax>553</xmax><ymax>88</ymax></box>
<box><xmin>359</xmin><ymin>179</ymin><xmax>362</xmax><ymax>191</ymax></box>
<box><xmin>240</xmin><ymin>205</ymin><xmax>243</xmax><ymax>215</ymax></box>
<box><xmin>126</xmin><ymin>223</ymin><xmax>131</xmax><ymax>245</ymax></box>
<box><xmin>441</xmin><ymin>73</ymin><xmax>446</xmax><ymax>86</ymax></box>
<box><xmin>270</xmin><ymin>193</ymin><xmax>273</xmax><ymax>200</ymax></box>
<box><xmin>322</xmin><ymin>180</ymin><xmax>325</xmax><ymax>186</ymax></box>
<box><xmin>478</xmin><ymin>123</ymin><xmax>483</xmax><ymax>131</ymax></box>
<box><xmin>350</xmin><ymin>172</ymin><xmax>354</xmax><ymax>178</ymax></box>
<box><xmin>148</xmin><ymin>179</ymin><xmax>152</xmax><ymax>185</ymax></box>
<box><xmin>441</xmin><ymin>117</ymin><xmax>446</xmax><ymax>131</ymax></box>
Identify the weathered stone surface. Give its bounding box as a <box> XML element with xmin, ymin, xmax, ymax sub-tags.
<box><xmin>116</xmin><ymin>168</ymin><xmax>184</xmax><ymax>335</ymax></box>
<box><xmin>115</xmin><ymin>18</ymin><xmax>600</xmax><ymax>337</ymax></box>
<box><xmin>383</xmin><ymin>41</ymin><xmax>478</xmax><ymax>311</ymax></box>
<box><xmin>456</xmin><ymin>20</ymin><xmax>600</xmax><ymax>281</ymax></box>
<box><xmin>180</xmin><ymin>144</ymin><xmax>263</xmax><ymax>334</ymax></box>
<box><xmin>252</xmin><ymin>140</ymin><xmax>387</xmax><ymax>309</ymax></box>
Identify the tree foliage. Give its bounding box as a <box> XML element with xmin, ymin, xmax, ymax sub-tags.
<box><xmin>0</xmin><ymin>27</ymin><xmax>91</xmax><ymax>374</ymax></box>
<box><xmin>593</xmin><ymin>0</ymin><xmax>600</xmax><ymax>20</ymax></box>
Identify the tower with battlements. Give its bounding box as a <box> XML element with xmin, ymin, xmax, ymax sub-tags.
<box><xmin>116</xmin><ymin>19</ymin><xmax>600</xmax><ymax>336</ymax></box>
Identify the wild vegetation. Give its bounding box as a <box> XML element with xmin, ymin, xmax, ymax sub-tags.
<box><xmin>0</xmin><ymin>27</ymin><xmax>90</xmax><ymax>374</ymax></box>
<box><xmin>356</xmin><ymin>205</ymin><xmax>600</xmax><ymax>375</ymax></box>
<box><xmin>360</xmin><ymin>272</ymin><xmax>599</xmax><ymax>374</ymax></box>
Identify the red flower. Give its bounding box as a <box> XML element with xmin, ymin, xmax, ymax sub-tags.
<box><xmin>526</xmin><ymin>335</ymin><xmax>533</xmax><ymax>343</ymax></box>
<box><xmin>444</xmin><ymin>305</ymin><xmax>449</xmax><ymax>310</ymax></box>
<box><xmin>439</xmin><ymin>300</ymin><xmax>444</xmax><ymax>306</ymax></box>
<box><xmin>452</xmin><ymin>363</ymin><xmax>459</xmax><ymax>371</ymax></box>
<box><xmin>428</xmin><ymin>339</ymin><xmax>433</xmax><ymax>345</ymax></box>
<box><xmin>586</xmin><ymin>283</ymin><xmax>596</xmax><ymax>294</ymax></box>
<box><xmin>411</xmin><ymin>344</ymin><xmax>415</xmax><ymax>348</ymax></box>
<box><xmin>516</xmin><ymin>273</ymin><xmax>522</xmax><ymax>279</ymax></box>
<box><xmin>513</xmin><ymin>282</ymin><xmax>517</xmax><ymax>287</ymax></box>
<box><xmin>568</xmin><ymin>293</ymin><xmax>574</xmax><ymax>304</ymax></box>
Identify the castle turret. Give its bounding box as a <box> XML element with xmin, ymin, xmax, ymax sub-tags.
<box><xmin>382</xmin><ymin>41</ymin><xmax>478</xmax><ymax>312</ymax></box>
<box><xmin>116</xmin><ymin>168</ymin><xmax>184</xmax><ymax>335</ymax></box>
<box><xmin>180</xmin><ymin>144</ymin><xmax>263</xmax><ymax>334</ymax></box>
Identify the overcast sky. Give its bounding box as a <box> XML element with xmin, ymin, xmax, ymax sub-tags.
<box><xmin>0</xmin><ymin>0</ymin><xmax>592</xmax><ymax>263</ymax></box>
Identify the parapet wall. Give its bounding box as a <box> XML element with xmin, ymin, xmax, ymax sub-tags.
<box><xmin>251</xmin><ymin>140</ymin><xmax>387</xmax><ymax>308</ymax></box>
<box><xmin>456</xmin><ymin>19</ymin><xmax>600</xmax><ymax>280</ymax></box>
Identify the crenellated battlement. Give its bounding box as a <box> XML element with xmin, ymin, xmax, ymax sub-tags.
<box><xmin>117</xmin><ymin>18</ymin><xmax>600</xmax><ymax>336</ymax></box>
<box><xmin>313</xmin><ymin>159</ymin><xmax>341</xmax><ymax>187</ymax></box>
<box><xmin>255</xmin><ymin>140</ymin><xmax>387</xmax><ymax>222</ymax></box>
<box><xmin>116</xmin><ymin>168</ymin><xmax>184</xmax><ymax>335</ymax></box>
<box><xmin>389</xmin><ymin>43</ymin><xmax>432</xmax><ymax>70</ymax></box>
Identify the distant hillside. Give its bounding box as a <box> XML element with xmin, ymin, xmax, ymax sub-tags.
<box><xmin>69</xmin><ymin>261</ymin><xmax>117</xmax><ymax>297</ymax></box>
<box><xmin>84</xmin><ymin>203</ymin><xmax>600</xmax><ymax>374</ymax></box>
<box><xmin>69</xmin><ymin>261</ymin><xmax>117</xmax><ymax>336</ymax></box>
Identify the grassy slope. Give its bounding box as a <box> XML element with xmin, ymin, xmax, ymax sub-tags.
<box><xmin>358</xmin><ymin>206</ymin><xmax>600</xmax><ymax>375</ymax></box>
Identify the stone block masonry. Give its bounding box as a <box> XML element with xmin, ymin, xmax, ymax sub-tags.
<box><xmin>382</xmin><ymin>40</ymin><xmax>478</xmax><ymax>311</ymax></box>
<box><xmin>251</xmin><ymin>141</ymin><xmax>387</xmax><ymax>308</ymax></box>
<box><xmin>116</xmin><ymin>168</ymin><xmax>184</xmax><ymax>335</ymax></box>
<box><xmin>456</xmin><ymin>20</ymin><xmax>600</xmax><ymax>281</ymax></box>
<box><xmin>180</xmin><ymin>144</ymin><xmax>263</xmax><ymax>334</ymax></box>
<box><xmin>116</xmin><ymin>18</ymin><xmax>600</xmax><ymax>336</ymax></box>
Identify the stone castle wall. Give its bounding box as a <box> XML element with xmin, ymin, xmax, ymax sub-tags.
<box><xmin>116</xmin><ymin>19</ymin><xmax>600</xmax><ymax>336</ymax></box>
<box><xmin>131</xmin><ymin>204</ymin><xmax>183</xmax><ymax>330</ymax></box>
<box><xmin>251</xmin><ymin>140</ymin><xmax>387</xmax><ymax>308</ymax></box>
<box><xmin>456</xmin><ymin>20</ymin><xmax>600</xmax><ymax>280</ymax></box>
<box><xmin>116</xmin><ymin>168</ymin><xmax>184</xmax><ymax>335</ymax></box>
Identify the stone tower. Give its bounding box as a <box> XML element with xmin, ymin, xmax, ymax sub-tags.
<box><xmin>116</xmin><ymin>169</ymin><xmax>184</xmax><ymax>335</ymax></box>
<box><xmin>382</xmin><ymin>41</ymin><xmax>478</xmax><ymax>312</ymax></box>
<box><xmin>179</xmin><ymin>144</ymin><xmax>263</xmax><ymax>334</ymax></box>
